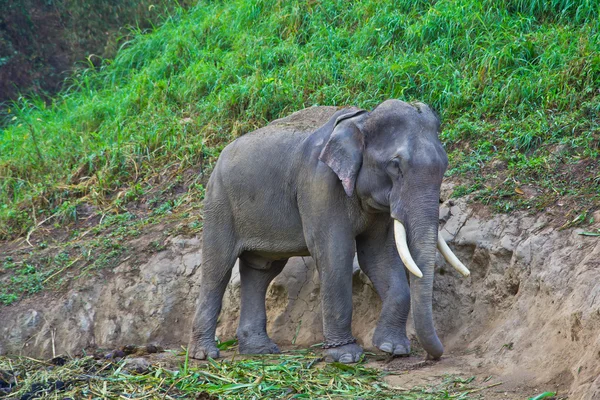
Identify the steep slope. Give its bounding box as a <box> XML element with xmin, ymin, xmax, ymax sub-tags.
<box><xmin>2</xmin><ymin>186</ymin><xmax>598</xmax><ymax>398</ymax></box>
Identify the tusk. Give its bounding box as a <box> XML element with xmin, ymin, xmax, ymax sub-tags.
<box><xmin>437</xmin><ymin>236</ymin><xmax>471</xmax><ymax>277</ymax></box>
<box><xmin>393</xmin><ymin>220</ymin><xmax>423</xmax><ymax>278</ymax></box>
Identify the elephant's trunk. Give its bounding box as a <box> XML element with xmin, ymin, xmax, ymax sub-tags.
<box><xmin>408</xmin><ymin>219</ymin><xmax>443</xmax><ymax>359</ymax></box>
<box><xmin>392</xmin><ymin>194</ymin><xmax>444</xmax><ymax>359</ymax></box>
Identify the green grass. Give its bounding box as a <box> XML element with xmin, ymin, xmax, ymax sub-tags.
<box><xmin>0</xmin><ymin>253</ymin><xmax>73</xmax><ymax>305</ymax></box>
<box><xmin>0</xmin><ymin>352</ymin><xmax>496</xmax><ymax>399</ymax></box>
<box><xmin>1</xmin><ymin>0</ymin><xmax>599</xmax><ymax>239</ymax></box>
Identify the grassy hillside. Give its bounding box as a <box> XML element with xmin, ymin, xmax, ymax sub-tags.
<box><xmin>1</xmin><ymin>0</ymin><xmax>599</xmax><ymax>240</ymax></box>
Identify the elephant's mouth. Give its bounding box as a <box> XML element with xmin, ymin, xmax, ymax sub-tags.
<box><xmin>393</xmin><ymin>219</ymin><xmax>470</xmax><ymax>278</ymax></box>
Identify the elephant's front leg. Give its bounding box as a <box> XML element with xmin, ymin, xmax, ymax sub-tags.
<box><xmin>356</xmin><ymin>218</ymin><xmax>411</xmax><ymax>356</ymax></box>
<box><xmin>308</xmin><ymin>230</ymin><xmax>363</xmax><ymax>364</ymax></box>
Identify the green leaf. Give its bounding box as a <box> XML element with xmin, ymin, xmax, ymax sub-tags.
<box><xmin>330</xmin><ymin>362</ymin><xmax>355</xmax><ymax>372</ymax></box>
<box><xmin>529</xmin><ymin>392</ymin><xmax>557</xmax><ymax>400</ymax></box>
<box><xmin>213</xmin><ymin>383</ymin><xmax>255</xmax><ymax>393</ymax></box>
<box><xmin>579</xmin><ymin>231</ymin><xmax>600</xmax><ymax>237</ymax></box>
<box><xmin>216</xmin><ymin>338</ymin><xmax>238</xmax><ymax>350</ymax></box>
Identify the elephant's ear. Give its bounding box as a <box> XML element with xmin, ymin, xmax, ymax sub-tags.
<box><xmin>319</xmin><ymin>109</ymin><xmax>368</xmax><ymax>197</ymax></box>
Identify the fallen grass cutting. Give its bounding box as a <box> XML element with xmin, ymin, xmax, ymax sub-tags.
<box><xmin>0</xmin><ymin>351</ymin><xmax>502</xmax><ymax>399</ymax></box>
<box><xmin>1</xmin><ymin>0</ymin><xmax>599</xmax><ymax>240</ymax></box>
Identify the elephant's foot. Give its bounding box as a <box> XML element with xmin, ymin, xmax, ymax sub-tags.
<box><xmin>373</xmin><ymin>328</ymin><xmax>411</xmax><ymax>356</ymax></box>
<box><xmin>324</xmin><ymin>343</ymin><xmax>363</xmax><ymax>364</ymax></box>
<box><xmin>238</xmin><ymin>333</ymin><xmax>280</xmax><ymax>355</ymax></box>
<box><xmin>188</xmin><ymin>340</ymin><xmax>220</xmax><ymax>360</ymax></box>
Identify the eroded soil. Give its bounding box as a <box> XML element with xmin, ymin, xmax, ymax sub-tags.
<box><xmin>1</xmin><ymin>190</ymin><xmax>599</xmax><ymax>398</ymax></box>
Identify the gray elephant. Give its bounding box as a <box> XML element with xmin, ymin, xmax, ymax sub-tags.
<box><xmin>189</xmin><ymin>99</ymin><xmax>469</xmax><ymax>363</ymax></box>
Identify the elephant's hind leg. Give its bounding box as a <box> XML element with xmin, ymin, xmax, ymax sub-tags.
<box><xmin>189</xmin><ymin>234</ymin><xmax>239</xmax><ymax>360</ymax></box>
<box><xmin>237</xmin><ymin>255</ymin><xmax>287</xmax><ymax>355</ymax></box>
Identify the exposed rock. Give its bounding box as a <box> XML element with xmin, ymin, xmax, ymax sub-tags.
<box><xmin>123</xmin><ymin>357</ymin><xmax>151</xmax><ymax>374</ymax></box>
<box><xmin>1</xmin><ymin>195</ymin><xmax>599</xmax><ymax>398</ymax></box>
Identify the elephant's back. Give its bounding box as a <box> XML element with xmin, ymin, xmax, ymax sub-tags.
<box><xmin>266</xmin><ymin>106</ymin><xmax>341</xmax><ymax>134</ymax></box>
<box><xmin>231</xmin><ymin>106</ymin><xmax>341</xmax><ymax>146</ymax></box>
<box><xmin>215</xmin><ymin>106</ymin><xmax>342</xmax><ymax>174</ymax></box>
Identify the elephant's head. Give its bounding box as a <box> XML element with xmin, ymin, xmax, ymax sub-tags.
<box><xmin>319</xmin><ymin>99</ymin><xmax>469</xmax><ymax>359</ymax></box>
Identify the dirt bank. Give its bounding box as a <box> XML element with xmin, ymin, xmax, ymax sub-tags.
<box><xmin>1</xmin><ymin>191</ymin><xmax>598</xmax><ymax>398</ymax></box>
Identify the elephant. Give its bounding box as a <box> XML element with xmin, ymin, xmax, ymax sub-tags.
<box><xmin>188</xmin><ymin>99</ymin><xmax>469</xmax><ymax>363</ymax></box>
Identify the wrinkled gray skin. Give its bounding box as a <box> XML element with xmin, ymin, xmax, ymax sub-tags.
<box><xmin>189</xmin><ymin>99</ymin><xmax>448</xmax><ymax>363</ymax></box>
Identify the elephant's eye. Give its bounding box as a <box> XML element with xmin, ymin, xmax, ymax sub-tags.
<box><xmin>386</xmin><ymin>157</ymin><xmax>403</xmax><ymax>177</ymax></box>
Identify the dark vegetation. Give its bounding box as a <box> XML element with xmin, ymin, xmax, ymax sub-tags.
<box><xmin>0</xmin><ymin>0</ymin><xmax>193</xmax><ymax>105</ymax></box>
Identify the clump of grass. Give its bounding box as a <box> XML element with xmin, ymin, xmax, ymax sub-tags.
<box><xmin>0</xmin><ymin>352</ymin><xmax>494</xmax><ymax>399</ymax></box>
<box><xmin>0</xmin><ymin>253</ymin><xmax>78</xmax><ymax>305</ymax></box>
<box><xmin>1</xmin><ymin>0</ymin><xmax>599</xmax><ymax>239</ymax></box>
